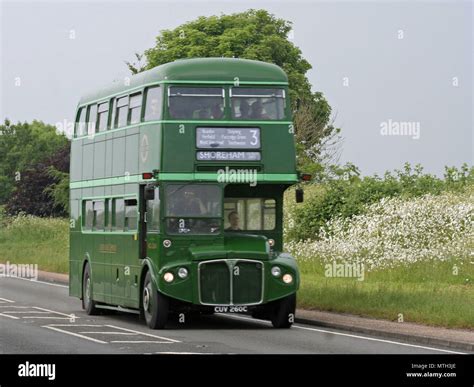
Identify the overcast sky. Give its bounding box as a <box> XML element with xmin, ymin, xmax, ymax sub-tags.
<box><xmin>1</xmin><ymin>0</ymin><xmax>472</xmax><ymax>176</ymax></box>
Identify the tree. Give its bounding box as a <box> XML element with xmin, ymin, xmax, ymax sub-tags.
<box><xmin>294</xmin><ymin>95</ymin><xmax>343</xmax><ymax>174</ymax></box>
<box><xmin>0</xmin><ymin>119</ymin><xmax>69</xmax><ymax>204</ymax></box>
<box><xmin>5</xmin><ymin>143</ymin><xmax>70</xmax><ymax>217</ymax></box>
<box><xmin>127</xmin><ymin>9</ymin><xmax>341</xmax><ymax>170</ymax></box>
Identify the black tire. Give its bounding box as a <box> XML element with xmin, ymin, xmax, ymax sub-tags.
<box><xmin>142</xmin><ymin>271</ymin><xmax>169</xmax><ymax>329</ymax></box>
<box><xmin>271</xmin><ymin>293</ymin><xmax>296</xmax><ymax>328</ymax></box>
<box><xmin>251</xmin><ymin>307</ymin><xmax>269</xmax><ymax>320</ymax></box>
<box><xmin>82</xmin><ymin>263</ymin><xmax>98</xmax><ymax>315</ymax></box>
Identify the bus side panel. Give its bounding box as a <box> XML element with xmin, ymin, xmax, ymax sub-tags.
<box><xmin>69</xmin><ymin>196</ymin><xmax>82</xmax><ymax>298</ymax></box>
<box><xmin>103</xmin><ymin>186</ymin><xmax>113</xmax><ymax>305</ymax></box>
<box><xmin>123</xmin><ymin>182</ymin><xmax>140</xmax><ymax>308</ymax></box>
<box><xmin>139</xmin><ymin>123</ymin><xmax>162</xmax><ymax>174</ymax></box>
<box><xmin>69</xmin><ymin>140</ymin><xmax>83</xmax><ymax>298</ymax></box>
<box><xmin>107</xmin><ymin>231</ymin><xmax>139</xmax><ymax>308</ymax></box>
<box><xmin>161</xmin><ymin>122</ymin><xmax>194</xmax><ymax>172</ymax></box>
<box><xmin>107</xmin><ymin>183</ymin><xmax>124</xmax><ymax>306</ymax></box>
<box><xmin>76</xmin><ymin>233</ymin><xmax>103</xmax><ymax>303</ymax></box>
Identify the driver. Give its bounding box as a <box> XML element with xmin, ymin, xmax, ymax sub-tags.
<box><xmin>226</xmin><ymin>211</ymin><xmax>241</xmax><ymax>231</ymax></box>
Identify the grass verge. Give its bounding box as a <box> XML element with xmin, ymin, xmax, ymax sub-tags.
<box><xmin>0</xmin><ymin>215</ymin><xmax>68</xmax><ymax>273</ymax></box>
<box><xmin>1</xmin><ymin>215</ymin><xmax>472</xmax><ymax>328</ymax></box>
<box><xmin>298</xmin><ymin>259</ymin><xmax>474</xmax><ymax>329</ymax></box>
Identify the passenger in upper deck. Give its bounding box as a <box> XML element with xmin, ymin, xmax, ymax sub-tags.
<box><xmin>249</xmin><ymin>100</ymin><xmax>269</xmax><ymax>119</ymax></box>
<box><xmin>169</xmin><ymin>104</ymin><xmax>187</xmax><ymax>119</ymax></box>
<box><xmin>239</xmin><ymin>100</ymin><xmax>250</xmax><ymax>119</ymax></box>
<box><xmin>211</xmin><ymin>103</ymin><xmax>223</xmax><ymax>119</ymax></box>
<box><xmin>198</xmin><ymin>109</ymin><xmax>211</xmax><ymax>119</ymax></box>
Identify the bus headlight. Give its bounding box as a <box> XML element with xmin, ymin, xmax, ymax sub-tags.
<box><xmin>163</xmin><ymin>272</ymin><xmax>174</xmax><ymax>283</ymax></box>
<box><xmin>177</xmin><ymin>267</ymin><xmax>188</xmax><ymax>279</ymax></box>
<box><xmin>282</xmin><ymin>274</ymin><xmax>293</xmax><ymax>284</ymax></box>
<box><xmin>268</xmin><ymin>239</ymin><xmax>275</xmax><ymax>247</ymax></box>
<box><xmin>271</xmin><ymin>266</ymin><xmax>281</xmax><ymax>277</ymax></box>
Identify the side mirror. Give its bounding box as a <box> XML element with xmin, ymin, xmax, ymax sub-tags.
<box><xmin>144</xmin><ymin>185</ymin><xmax>155</xmax><ymax>201</ymax></box>
<box><xmin>295</xmin><ymin>188</ymin><xmax>304</xmax><ymax>203</ymax></box>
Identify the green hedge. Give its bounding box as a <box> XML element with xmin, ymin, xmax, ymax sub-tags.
<box><xmin>285</xmin><ymin>163</ymin><xmax>474</xmax><ymax>241</ymax></box>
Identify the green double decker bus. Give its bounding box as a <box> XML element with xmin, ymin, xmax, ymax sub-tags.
<box><xmin>69</xmin><ymin>58</ymin><xmax>302</xmax><ymax>329</ymax></box>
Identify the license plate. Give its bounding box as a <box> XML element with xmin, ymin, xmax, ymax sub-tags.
<box><xmin>214</xmin><ymin>306</ymin><xmax>248</xmax><ymax>313</ymax></box>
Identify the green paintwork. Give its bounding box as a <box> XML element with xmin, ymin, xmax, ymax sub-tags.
<box><xmin>69</xmin><ymin>173</ymin><xmax>297</xmax><ymax>189</ymax></box>
<box><xmin>78</xmin><ymin>58</ymin><xmax>288</xmax><ymax>107</ymax></box>
<box><xmin>72</xmin><ymin>120</ymin><xmax>292</xmax><ymax>141</ymax></box>
<box><xmin>69</xmin><ymin>58</ymin><xmax>300</xmax><ymax>314</ymax></box>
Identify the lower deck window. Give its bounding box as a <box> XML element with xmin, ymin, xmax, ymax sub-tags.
<box><xmin>124</xmin><ymin>199</ymin><xmax>138</xmax><ymax>231</ymax></box>
<box><xmin>82</xmin><ymin>197</ymin><xmax>137</xmax><ymax>232</ymax></box>
<box><xmin>165</xmin><ymin>183</ymin><xmax>222</xmax><ymax>235</ymax></box>
<box><xmin>224</xmin><ymin>198</ymin><xmax>276</xmax><ymax>231</ymax></box>
<box><xmin>92</xmin><ymin>201</ymin><xmax>105</xmax><ymax>231</ymax></box>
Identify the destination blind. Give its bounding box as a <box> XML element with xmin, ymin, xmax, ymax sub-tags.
<box><xmin>196</xmin><ymin>151</ymin><xmax>261</xmax><ymax>161</ymax></box>
<box><xmin>196</xmin><ymin>127</ymin><xmax>260</xmax><ymax>149</ymax></box>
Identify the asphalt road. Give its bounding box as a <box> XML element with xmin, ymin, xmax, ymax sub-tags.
<box><xmin>0</xmin><ymin>277</ymin><xmax>465</xmax><ymax>355</ymax></box>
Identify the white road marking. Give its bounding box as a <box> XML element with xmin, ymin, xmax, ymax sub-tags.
<box><xmin>79</xmin><ymin>331</ymin><xmax>139</xmax><ymax>335</ymax></box>
<box><xmin>43</xmin><ymin>325</ymin><xmax>107</xmax><ymax>344</ymax></box>
<box><xmin>0</xmin><ymin>306</ymin><xmax>77</xmax><ymax>320</ymax></box>
<box><xmin>0</xmin><ymin>297</ymin><xmax>15</xmax><ymax>303</ymax></box>
<box><xmin>153</xmin><ymin>352</ymin><xmax>223</xmax><ymax>355</ymax></box>
<box><xmin>111</xmin><ymin>341</ymin><xmax>174</xmax><ymax>344</ymax></box>
<box><xmin>106</xmin><ymin>325</ymin><xmax>181</xmax><ymax>343</ymax></box>
<box><xmin>7</xmin><ymin>311</ymin><xmax>51</xmax><ymax>314</ymax></box>
<box><xmin>7</xmin><ymin>271</ymin><xmax>466</xmax><ymax>353</ymax></box>
<box><xmin>294</xmin><ymin>325</ymin><xmax>467</xmax><ymax>355</ymax></box>
<box><xmin>20</xmin><ymin>316</ymin><xmax>74</xmax><ymax>319</ymax></box>
<box><xmin>222</xmin><ymin>314</ymin><xmax>467</xmax><ymax>355</ymax></box>
<box><xmin>10</xmin><ymin>276</ymin><xmax>68</xmax><ymax>288</ymax></box>
<box><xmin>42</xmin><ymin>324</ymin><xmax>180</xmax><ymax>344</ymax></box>
<box><xmin>0</xmin><ymin>306</ymin><xmax>30</xmax><ymax>308</ymax></box>
<box><xmin>51</xmin><ymin>324</ymin><xmax>98</xmax><ymax>327</ymax></box>
<box><xmin>0</xmin><ymin>313</ymin><xmax>19</xmax><ymax>319</ymax></box>
<box><xmin>34</xmin><ymin>306</ymin><xmax>76</xmax><ymax>318</ymax></box>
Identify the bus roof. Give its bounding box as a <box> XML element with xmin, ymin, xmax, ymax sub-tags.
<box><xmin>78</xmin><ymin>58</ymin><xmax>288</xmax><ymax>106</ymax></box>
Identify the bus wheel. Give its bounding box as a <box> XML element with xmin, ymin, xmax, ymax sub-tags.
<box><xmin>82</xmin><ymin>263</ymin><xmax>98</xmax><ymax>315</ymax></box>
<box><xmin>142</xmin><ymin>271</ymin><xmax>169</xmax><ymax>329</ymax></box>
<box><xmin>271</xmin><ymin>293</ymin><xmax>296</xmax><ymax>329</ymax></box>
<box><xmin>252</xmin><ymin>307</ymin><xmax>269</xmax><ymax>320</ymax></box>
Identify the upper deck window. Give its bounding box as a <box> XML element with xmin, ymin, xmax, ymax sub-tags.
<box><xmin>129</xmin><ymin>93</ymin><xmax>142</xmax><ymax>125</ymax></box>
<box><xmin>115</xmin><ymin>96</ymin><xmax>128</xmax><ymax>128</ymax></box>
<box><xmin>97</xmin><ymin>102</ymin><xmax>109</xmax><ymax>132</ymax></box>
<box><xmin>168</xmin><ymin>87</ymin><xmax>224</xmax><ymax>120</ymax></box>
<box><xmin>144</xmin><ymin>86</ymin><xmax>162</xmax><ymax>121</ymax></box>
<box><xmin>87</xmin><ymin>104</ymin><xmax>98</xmax><ymax>135</ymax></box>
<box><xmin>75</xmin><ymin>107</ymin><xmax>87</xmax><ymax>137</ymax></box>
<box><xmin>231</xmin><ymin>88</ymin><xmax>285</xmax><ymax>120</ymax></box>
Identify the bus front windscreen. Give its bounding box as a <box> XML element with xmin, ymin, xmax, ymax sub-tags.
<box><xmin>165</xmin><ymin>184</ymin><xmax>222</xmax><ymax>235</ymax></box>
